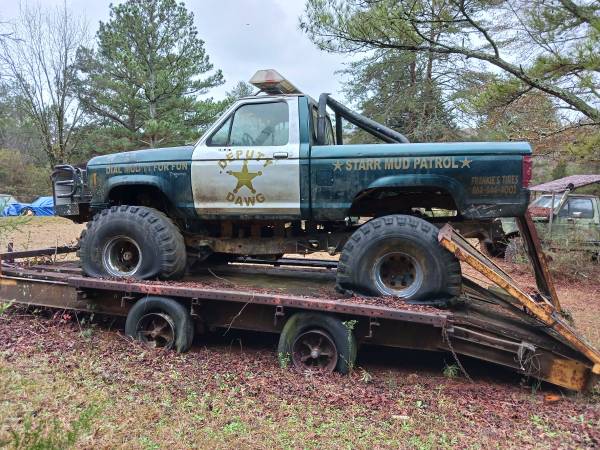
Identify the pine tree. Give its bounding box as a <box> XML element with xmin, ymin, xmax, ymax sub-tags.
<box><xmin>342</xmin><ymin>51</ymin><xmax>456</xmax><ymax>143</ymax></box>
<box><xmin>76</xmin><ymin>0</ymin><xmax>224</xmax><ymax>149</ymax></box>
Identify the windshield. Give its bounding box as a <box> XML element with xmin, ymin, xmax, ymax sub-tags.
<box><xmin>531</xmin><ymin>196</ymin><xmax>559</xmax><ymax>208</ymax></box>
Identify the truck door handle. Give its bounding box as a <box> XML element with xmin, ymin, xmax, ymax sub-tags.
<box><xmin>273</xmin><ymin>152</ymin><xmax>288</xmax><ymax>159</ymax></box>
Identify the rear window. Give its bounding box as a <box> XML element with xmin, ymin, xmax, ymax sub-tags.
<box><xmin>533</xmin><ymin>196</ymin><xmax>558</xmax><ymax>208</ymax></box>
<box><xmin>311</xmin><ymin>106</ymin><xmax>335</xmax><ymax>145</ymax></box>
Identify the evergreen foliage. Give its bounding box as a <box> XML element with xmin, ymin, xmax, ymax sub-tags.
<box><xmin>76</xmin><ymin>0</ymin><xmax>224</xmax><ymax>149</ymax></box>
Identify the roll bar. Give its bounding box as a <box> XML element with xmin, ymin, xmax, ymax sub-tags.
<box><xmin>317</xmin><ymin>93</ymin><xmax>410</xmax><ymax>145</ymax></box>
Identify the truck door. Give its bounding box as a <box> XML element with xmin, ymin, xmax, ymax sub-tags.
<box><xmin>191</xmin><ymin>98</ymin><xmax>301</xmax><ymax>218</ymax></box>
<box><xmin>553</xmin><ymin>196</ymin><xmax>597</xmax><ymax>244</ymax></box>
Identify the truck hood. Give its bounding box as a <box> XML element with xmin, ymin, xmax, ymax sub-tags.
<box><xmin>87</xmin><ymin>146</ymin><xmax>194</xmax><ymax>166</ymax></box>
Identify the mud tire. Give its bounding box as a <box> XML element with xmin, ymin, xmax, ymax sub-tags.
<box><xmin>337</xmin><ymin>215</ymin><xmax>461</xmax><ymax>301</ymax></box>
<box><xmin>79</xmin><ymin>205</ymin><xmax>186</xmax><ymax>280</ymax></box>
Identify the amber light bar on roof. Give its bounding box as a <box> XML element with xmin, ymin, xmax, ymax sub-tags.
<box><xmin>249</xmin><ymin>69</ymin><xmax>302</xmax><ymax>95</ymax></box>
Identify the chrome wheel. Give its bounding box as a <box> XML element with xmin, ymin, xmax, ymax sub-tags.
<box><xmin>102</xmin><ymin>236</ymin><xmax>142</xmax><ymax>277</ymax></box>
<box><xmin>292</xmin><ymin>329</ymin><xmax>338</xmax><ymax>372</ymax></box>
<box><xmin>373</xmin><ymin>251</ymin><xmax>424</xmax><ymax>297</ymax></box>
<box><xmin>136</xmin><ymin>312</ymin><xmax>176</xmax><ymax>349</ymax></box>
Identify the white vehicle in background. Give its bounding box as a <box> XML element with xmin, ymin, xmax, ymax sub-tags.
<box><xmin>0</xmin><ymin>194</ymin><xmax>19</xmax><ymax>216</ymax></box>
<box><xmin>0</xmin><ymin>194</ymin><xmax>18</xmax><ymax>206</ymax></box>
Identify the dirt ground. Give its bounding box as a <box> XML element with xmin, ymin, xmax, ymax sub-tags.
<box><xmin>1</xmin><ymin>217</ymin><xmax>599</xmax><ymax>448</ymax></box>
<box><xmin>0</xmin><ymin>216</ymin><xmax>83</xmax><ymax>251</ymax></box>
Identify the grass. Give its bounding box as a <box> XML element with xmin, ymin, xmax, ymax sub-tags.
<box><xmin>0</xmin><ymin>356</ymin><xmax>406</xmax><ymax>448</ymax></box>
<box><xmin>0</xmin><ymin>311</ymin><xmax>599</xmax><ymax>449</ymax></box>
<box><xmin>442</xmin><ymin>363</ymin><xmax>460</xmax><ymax>379</ymax></box>
<box><xmin>4</xmin><ymin>404</ymin><xmax>101</xmax><ymax>449</ymax></box>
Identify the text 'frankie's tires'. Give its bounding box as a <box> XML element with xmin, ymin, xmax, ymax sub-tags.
<box><xmin>78</xmin><ymin>205</ymin><xmax>186</xmax><ymax>280</ymax></box>
<box><xmin>277</xmin><ymin>312</ymin><xmax>357</xmax><ymax>374</ymax></box>
<box><xmin>337</xmin><ymin>215</ymin><xmax>461</xmax><ymax>302</ymax></box>
<box><xmin>125</xmin><ymin>296</ymin><xmax>194</xmax><ymax>352</ymax></box>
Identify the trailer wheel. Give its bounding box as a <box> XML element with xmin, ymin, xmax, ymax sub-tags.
<box><xmin>79</xmin><ymin>205</ymin><xmax>186</xmax><ymax>280</ymax></box>
<box><xmin>125</xmin><ymin>296</ymin><xmax>193</xmax><ymax>352</ymax></box>
<box><xmin>277</xmin><ymin>313</ymin><xmax>357</xmax><ymax>374</ymax></box>
<box><xmin>478</xmin><ymin>238</ymin><xmax>508</xmax><ymax>259</ymax></box>
<box><xmin>337</xmin><ymin>215</ymin><xmax>461</xmax><ymax>301</ymax></box>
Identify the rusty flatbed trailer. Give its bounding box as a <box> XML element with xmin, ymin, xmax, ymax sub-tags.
<box><xmin>1</xmin><ymin>230</ymin><xmax>599</xmax><ymax>392</ymax></box>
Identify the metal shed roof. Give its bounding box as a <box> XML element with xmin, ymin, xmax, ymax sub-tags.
<box><xmin>530</xmin><ymin>174</ymin><xmax>600</xmax><ymax>192</ymax></box>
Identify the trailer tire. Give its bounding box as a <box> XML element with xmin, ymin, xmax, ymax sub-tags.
<box><xmin>478</xmin><ymin>238</ymin><xmax>508</xmax><ymax>259</ymax></box>
<box><xmin>125</xmin><ymin>296</ymin><xmax>194</xmax><ymax>352</ymax></box>
<box><xmin>337</xmin><ymin>215</ymin><xmax>461</xmax><ymax>301</ymax></box>
<box><xmin>277</xmin><ymin>312</ymin><xmax>357</xmax><ymax>374</ymax></box>
<box><xmin>79</xmin><ymin>205</ymin><xmax>186</xmax><ymax>280</ymax></box>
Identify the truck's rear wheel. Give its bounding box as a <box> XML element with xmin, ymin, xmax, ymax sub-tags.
<box><xmin>79</xmin><ymin>205</ymin><xmax>186</xmax><ymax>280</ymax></box>
<box><xmin>337</xmin><ymin>215</ymin><xmax>461</xmax><ymax>301</ymax></box>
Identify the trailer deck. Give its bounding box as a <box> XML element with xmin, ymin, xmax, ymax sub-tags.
<box><xmin>1</xmin><ymin>230</ymin><xmax>599</xmax><ymax>392</ymax></box>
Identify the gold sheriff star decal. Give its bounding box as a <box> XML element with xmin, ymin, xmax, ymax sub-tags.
<box><xmin>227</xmin><ymin>160</ymin><xmax>263</xmax><ymax>194</ymax></box>
<box><xmin>460</xmin><ymin>157</ymin><xmax>472</xmax><ymax>168</ymax></box>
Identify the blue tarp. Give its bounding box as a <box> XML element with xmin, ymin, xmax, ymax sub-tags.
<box><xmin>0</xmin><ymin>203</ymin><xmax>26</xmax><ymax>216</ymax></box>
<box><xmin>0</xmin><ymin>196</ymin><xmax>54</xmax><ymax>217</ymax></box>
<box><xmin>29</xmin><ymin>196</ymin><xmax>54</xmax><ymax>216</ymax></box>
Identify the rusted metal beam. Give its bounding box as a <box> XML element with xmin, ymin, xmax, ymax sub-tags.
<box><xmin>0</xmin><ymin>275</ymin><xmax>126</xmax><ymax>316</ymax></box>
<box><xmin>0</xmin><ymin>245</ymin><xmax>78</xmax><ymax>261</ymax></box>
<box><xmin>515</xmin><ymin>213</ymin><xmax>561</xmax><ymax>311</ymax></box>
<box><xmin>67</xmin><ymin>275</ymin><xmax>448</xmax><ymax>326</ymax></box>
<box><xmin>235</xmin><ymin>257</ymin><xmax>338</xmax><ymax>269</ymax></box>
<box><xmin>439</xmin><ymin>224</ymin><xmax>600</xmax><ymax>374</ymax></box>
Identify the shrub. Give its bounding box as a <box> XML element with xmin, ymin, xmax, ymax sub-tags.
<box><xmin>0</xmin><ymin>149</ymin><xmax>51</xmax><ymax>202</ymax></box>
<box><xmin>506</xmin><ymin>226</ymin><xmax>600</xmax><ymax>280</ymax></box>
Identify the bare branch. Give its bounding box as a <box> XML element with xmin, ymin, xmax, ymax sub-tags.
<box><xmin>0</xmin><ymin>3</ymin><xmax>89</xmax><ymax>167</ymax></box>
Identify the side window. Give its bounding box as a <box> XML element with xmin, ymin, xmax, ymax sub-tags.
<box><xmin>207</xmin><ymin>116</ymin><xmax>231</xmax><ymax>146</ymax></box>
<box><xmin>207</xmin><ymin>102</ymin><xmax>289</xmax><ymax>147</ymax></box>
<box><xmin>566</xmin><ymin>198</ymin><xmax>594</xmax><ymax>218</ymax></box>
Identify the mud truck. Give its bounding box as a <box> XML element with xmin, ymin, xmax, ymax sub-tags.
<box><xmin>52</xmin><ymin>70</ymin><xmax>532</xmax><ymax>302</ymax></box>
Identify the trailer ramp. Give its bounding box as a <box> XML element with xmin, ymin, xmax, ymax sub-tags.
<box><xmin>438</xmin><ymin>224</ymin><xmax>600</xmax><ymax>383</ymax></box>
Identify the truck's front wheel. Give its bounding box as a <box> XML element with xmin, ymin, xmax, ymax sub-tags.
<box><xmin>337</xmin><ymin>215</ymin><xmax>461</xmax><ymax>301</ymax></box>
<box><xmin>79</xmin><ymin>205</ymin><xmax>186</xmax><ymax>280</ymax></box>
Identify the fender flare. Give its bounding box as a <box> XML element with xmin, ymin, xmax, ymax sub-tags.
<box><xmin>103</xmin><ymin>175</ymin><xmax>171</xmax><ymax>203</ymax></box>
<box><xmin>364</xmin><ymin>174</ymin><xmax>469</xmax><ymax>211</ymax></box>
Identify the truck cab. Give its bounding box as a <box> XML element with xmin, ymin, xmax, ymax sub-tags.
<box><xmin>192</xmin><ymin>94</ymin><xmax>303</xmax><ymax>218</ymax></box>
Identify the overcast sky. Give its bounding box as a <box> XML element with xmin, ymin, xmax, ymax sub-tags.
<box><xmin>1</xmin><ymin>0</ymin><xmax>348</xmax><ymax>100</ymax></box>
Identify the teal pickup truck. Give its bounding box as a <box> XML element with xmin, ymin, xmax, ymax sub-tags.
<box><xmin>53</xmin><ymin>70</ymin><xmax>532</xmax><ymax>302</ymax></box>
